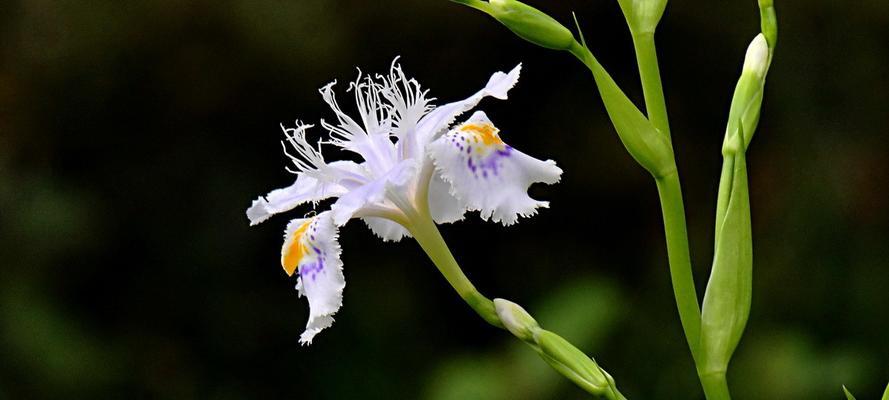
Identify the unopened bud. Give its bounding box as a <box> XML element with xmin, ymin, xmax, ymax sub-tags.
<box><xmin>493</xmin><ymin>298</ymin><xmax>539</xmax><ymax>342</ymax></box>
<box><xmin>488</xmin><ymin>0</ymin><xmax>575</xmax><ymax>50</ymax></box>
<box><xmin>742</xmin><ymin>34</ymin><xmax>769</xmax><ymax>78</ymax></box>
<box><xmin>534</xmin><ymin>330</ymin><xmax>609</xmax><ymax>393</ymax></box>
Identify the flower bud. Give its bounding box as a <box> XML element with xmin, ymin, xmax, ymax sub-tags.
<box><xmin>493</xmin><ymin>298</ymin><xmax>539</xmax><ymax>342</ymax></box>
<box><xmin>723</xmin><ymin>33</ymin><xmax>771</xmax><ymax>153</ymax></box>
<box><xmin>534</xmin><ymin>329</ymin><xmax>610</xmax><ymax>394</ymax></box>
<box><xmin>700</xmin><ymin>147</ymin><xmax>752</xmax><ymax>375</ymax></box>
<box><xmin>742</xmin><ymin>34</ymin><xmax>769</xmax><ymax>78</ymax></box>
<box><xmin>487</xmin><ymin>0</ymin><xmax>576</xmax><ymax>50</ymax></box>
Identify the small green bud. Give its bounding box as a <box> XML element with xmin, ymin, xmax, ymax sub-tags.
<box><xmin>487</xmin><ymin>0</ymin><xmax>576</xmax><ymax>50</ymax></box>
<box><xmin>493</xmin><ymin>298</ymin><xmax>539</xmax><ymax>342</ymax></box>
<box><xmin>617</xmin><ymin>0</ymin><xmax>668</xmax><ymax>35</ymax></box>
<box><xmin>533</xmin><ymin>329</ymin><xmax>610</xmax><ymax>394</ymax></box>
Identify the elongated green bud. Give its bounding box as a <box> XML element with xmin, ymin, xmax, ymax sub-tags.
<box><xmin>700</xmin><ymin>141</ymin><xmax>752</xmax><ymax>375</ymax></box>
<box><xmin>701</xmin><ymin>32</ymin><xmax>773</xmax><ymax>378</ymax></box>
<box><xmin>484</xmin><ymin>0</ymin><xmax>576</xmax><ymax>50</ymax></box>
<box><xmin>493</xmin><ymin>298</ymin><xmax>539</xmax><ymax>342</ymax></box>
<box><xmin>617</xmin><ymin>0</ymin><xmax>668</xmax><ymax>35</ymax></box>
<box><xmin>495</xmin><ymin>299</ymin><xmax>627</xmax><ymax>399</ymax></box>
<box><xmin>882</xmin><ymin>381</ymin><xmax>889</xmax><ymax>400</ymax></box>
<box><xmin>533</xmin><ymin>329</ymin><xmax>611</xmax><ymax>394</ymax></box>
<box><xmin>724</xmin><ymin>33</ymin><xmax>770</xmax><ymax>153</ymax></box>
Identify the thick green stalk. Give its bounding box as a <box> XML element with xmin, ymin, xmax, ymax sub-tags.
<box><xmin>631</xmin><ymin>32</ymin><xmax>671</xmax><ymax>138</ymax></box>
<box><xmin>570</xmin><ymin>40</ymin><xmax>702</xmax><ymax>364</ymax></box>
<box><xmin>700</xmin><ymin>372</ymin><xmax>732</xmax><ymax>400</ymax></box>
<box><xmin>654</xmin><ymin>171</ymin><xmax>703</xmax><ymax>363</ymax></box>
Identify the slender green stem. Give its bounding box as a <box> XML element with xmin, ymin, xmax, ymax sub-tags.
<box><xmin>407</xmin><ymin>207</ymin><xmax>627</xmax><ymax>399</ymax></box>
<box><xmin>700</xmin><ymin>372</ymin><xmax>732</xmax><ymax>400</ymax></box>
<box><xmin>571</xmin><ymin>36</ymin><xmax>701</xmax><ymax>364</ymax></box>
<box><xmin>631</xmin><ymin>32</ymin><xmax>671</xmax><ymax>139</ymax></box>
<box><xmin>406</xmin><ymin>211</ymin><xmax>503</xmax><ymax>327</ymax></box>
<box><xmin>654</xmin><ymin>171</ymin><xmax>703</xmax><ymax>363</ymax></box>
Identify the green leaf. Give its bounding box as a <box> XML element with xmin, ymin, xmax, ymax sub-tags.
<box><xmin>882</xmin><ymin>381</ymin><xmax>889</xmax><ymax>400</ymax></box>
<box><xmin>843</xmin><ymin>385</ymin><xmax>857</xmax><ymax>400</ymax></box>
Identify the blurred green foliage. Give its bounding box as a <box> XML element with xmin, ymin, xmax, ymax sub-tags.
<box><xmin>1</xmin><ymin>0</ymin><xmax>887</xmax><ymax>399</ymax></box>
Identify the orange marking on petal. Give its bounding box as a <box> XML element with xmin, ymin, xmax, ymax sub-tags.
<box><xmin>460</xmin><ymin>123</ymin><xmax>503</xmax><ymax>146</ymax></box>
<box><xmin>282</xmin><ymin>219</ymin><xmax>312</xmax><ymax>276</ymax></box>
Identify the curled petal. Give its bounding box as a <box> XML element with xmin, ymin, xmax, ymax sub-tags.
<box><xmin>428</xmin><ymin>111</ymin><xmax>562</xmax><ymax>226</ymax></box>
<box><xmin>413</xmin><ymin>64</ymin><xmax>522</xmax><ymax>155</ymax></box>
<box><xmin>281</xmin><ymin>212</ymin><xmax>344</xmax><ymax>344</ymax></box>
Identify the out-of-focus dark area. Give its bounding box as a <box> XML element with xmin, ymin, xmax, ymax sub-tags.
<box><xmin>1</xmin><ymin>1</ymin><xmax>887</xmax><ymax>399</ymax></box>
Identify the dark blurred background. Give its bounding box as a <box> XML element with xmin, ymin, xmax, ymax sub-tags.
<box><xmin>1</xmin><ymin>1</ymin><xmax>887</xmax><ymax>399</ymax></box>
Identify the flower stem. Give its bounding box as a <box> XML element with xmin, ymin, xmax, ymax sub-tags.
<box><xmin>654</xmin><ymin>171</ymin><xmax>703</xmax><ymax>363</ymax></box>
<box><xmin>407</xmin><ymin>212</ymin><xmax>503</xmax><ymax>327</ymax></box>
<box><xmin>631</xmin><ymin>32</ymin><xmax>671</xmax><ymax>139</ymax></box>
<box><xmin>406</xmin><ymin>210</ymin><xmax>628</xmax><ymax>399</ymax></box>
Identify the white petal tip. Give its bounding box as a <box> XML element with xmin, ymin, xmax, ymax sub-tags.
<box><xmin>246</xmin><ymin>198</ymin><xmax>271</xmax><ymax>226</ymax></box>
<box><xmin>484</xmin><ymin>63</ymin><xmax>522</xmax><ymax>100</ymax></box>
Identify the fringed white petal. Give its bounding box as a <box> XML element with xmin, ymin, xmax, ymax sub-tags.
<box><xmin>415</xmin><ymin>64</ymin><xmax>521</xmax><ymax>149</ymax></box>
<box><xmin>428</xmin><ymin>111</ymin><xmax>562</xmax><ymax>226</ymax></box>
<box><xmin>362</xmin><ymin>217</ymin><xmax>411</xmax><ymax>242</ymax></box>
<box><xmin>247</xmin><ymin>175</ymin><xmax>342</xmax><ymax>226</ymax></box>
<box><xmin>428</xmin><ymin>171</ymin><xmax>466</xmax><ymax>224</ymax></box>
<box><xmin>319</xmin><ymin>77</ymin><xmax>399</xmax><ymax>177</ymax></box>
<box><xmin>247</xmin><ymin>160</ymin><xmax>368</xmax><ymax>226</ymax></box>
<box><xmin>280</xmin><ymin>212</ymin><xmax>345</xmax><ymax>345</ymax></box>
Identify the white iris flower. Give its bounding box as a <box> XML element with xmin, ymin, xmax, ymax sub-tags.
<box><xmin>247</xmin><ymin>59</ymin><xmax>562</xmax><ymax>344</ymax></box>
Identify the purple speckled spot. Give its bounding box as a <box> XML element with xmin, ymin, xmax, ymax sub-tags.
<box><xmin>465</xmin><ymin>145</ymin><xmax>513</xmax><ymax>179</ymax></box>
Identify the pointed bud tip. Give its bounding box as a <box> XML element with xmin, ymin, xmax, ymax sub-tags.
<box><xmin>493</xmin><ymin>298</ymin><xmax>539</xmax><ymax>341</ymax></box>
<box><xmin>743</xmin><ymin>34</ymin><xmax>770</xmax><ymax>77</ymax></box>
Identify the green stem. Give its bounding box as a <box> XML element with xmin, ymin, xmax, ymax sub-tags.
<box><xmin>570</xmin><ymin>34</ymin><xmax>703</xmax><ymax>372</ymax></box>
<box><xmin>654</xmin><ymin>171</ymin><xmax>703</xmax><ymax>363</ymax></box>
<box><xmin>407</xmin><ymin>211</ymin><xmax>503</xmax><ymax>328</ymax></box>
<box><xmin>631</xmin><ymin>32</ymin><xmax>671</xmax><ymax>139</ymax></box>
<box><xmin>700</xmin><ymin>372</ymin><xmax>732</xmax><ymax>400</ymax></box>
<box><xmin>407</xmin><ymin>209</ymin><xmax>627</xmax><ymax>399</ymax></box>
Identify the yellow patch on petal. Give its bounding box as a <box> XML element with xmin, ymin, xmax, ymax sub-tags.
<box><xmin>460</xmin><ymin>123</ymin><xmax>503</xmax><ymax>146</ymax></box>
<box><xmin>282</xmin><ymin>219</ymin><xmax>312</xmax><ymax>276</ymax></box>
